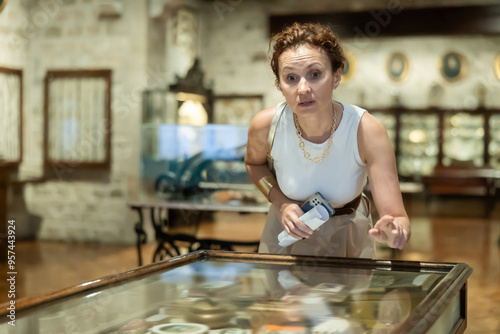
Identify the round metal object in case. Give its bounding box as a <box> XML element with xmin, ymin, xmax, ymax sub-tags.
<box><xmin>230</xmin><ymin>295</ymin><xmax>256</xmax><ymax>310</ymax></box>
<box><xmin>185</xmin><ymin>298</ymin><xmax>235</xmax><ymax>328</ymax></box>
<box><xmin>151</xmin><ymin>323</ymin><xmax>209</xmax><ymax>334</ymax></box>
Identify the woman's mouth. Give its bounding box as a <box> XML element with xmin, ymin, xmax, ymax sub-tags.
<box><xmin>298</xmin><ymin>101</ymin><xmax>314</xmax><ymax>106</ymax></box>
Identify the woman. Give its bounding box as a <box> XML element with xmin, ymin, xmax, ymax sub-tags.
<box><xmin>245</xmin><ymin>22</ymin><xmax>410</xmax><ymax>258</ymax></box>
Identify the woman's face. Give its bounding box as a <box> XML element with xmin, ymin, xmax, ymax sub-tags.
<box><xmin>277</xmin><ymin>44</ymin><xmax>341</xmax><ymax>115</ymax></box>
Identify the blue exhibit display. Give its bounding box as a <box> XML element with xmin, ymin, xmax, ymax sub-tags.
<box><xmin>140</xmin><ymin>123</ymin><xmax>252</xmax><ymax>198</ymax></box>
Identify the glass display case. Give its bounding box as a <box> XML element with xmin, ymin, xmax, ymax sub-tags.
<box><xmin>133</xmin><ymin>125</ymin><xmax>269</xmax><ymax>266</ymax></box>
<box><xmin>140</xmin><ymin>123</ymin><xmax>263</xmax><ymax>204</ymax></box>
<box><xmin>0</xmin><ymin>251</ymin><xmax>472</xmax><ymax>334</ymax></box>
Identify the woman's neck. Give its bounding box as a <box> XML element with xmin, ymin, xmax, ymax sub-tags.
<box><xmin>295</xmin><ymin>102</ymin><xmax>342</xmax><ymax>143</ymax></box>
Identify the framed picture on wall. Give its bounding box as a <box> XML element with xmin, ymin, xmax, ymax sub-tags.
<box><xmin>387</xmin><ymin>52</ymin><xmax>409</xmax><ymax>82</ymax></box>
<box><xmin>341</xmin><ymin>50</ymin><xmax>355</xmax><ymax>82</ymax></box>
<box><xmin>495</xmin><ymin>53</ymin><xmax>500</xmax><ymax>81</ymax></box>
<box><xmin>214</xmin><ymin>95</ymin><xmax>264</xmax><ymax>125</ymax></box>
<box><xmin>0</xmin><ymin>66</ymin><xmax>22</xmax><ymax>167</ymax></box>
<box><xmin>440</xmin><ymin>52</ymin><xmax>467</xmax><ymax>81</ymax></box>
<box><xmin>44</xmin><ymin>69</ymin><xmax>112</xmax><ymax>171</ymax></box>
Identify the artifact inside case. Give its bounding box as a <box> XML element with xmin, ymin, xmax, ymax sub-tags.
<box><xmin>2</xmin><ymin>252</ymin><xmax>458</xmax><ymax>334</ymax></box>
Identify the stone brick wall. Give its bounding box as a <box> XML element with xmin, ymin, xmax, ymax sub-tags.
<box><xmin>0</xmin><ymin>0</ymin><xmax>29</xmax><ymax>67</ymax></box>
<box><xmin>1</xmin><ymin>0</ymin><xmax>151</xmax><ymax>243</ymax></box>
<box><xmin>201</xmin><ymin>1</ymin><xmax>281</xmax><ymax>107</ymax></box>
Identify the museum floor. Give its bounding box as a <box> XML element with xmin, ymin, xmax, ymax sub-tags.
<box><xmin>1</xmin><ymin>196</ymin><xmax>499</xmax><ymax>333</ymax></box>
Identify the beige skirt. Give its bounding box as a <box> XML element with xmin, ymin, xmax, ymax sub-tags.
<box><xmin>258</xmin><ymin>194</ymin><xmax>376</xmax><ymax>259</ymax></box>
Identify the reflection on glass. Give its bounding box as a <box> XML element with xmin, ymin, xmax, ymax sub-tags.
<box><xmin>6</xmin><ymin>260</ymin><xmax>445</xmax><ymax>333</ymax></box>
<box><xmin>398</xmin><ymin>113</ymin><xmax>439</xmax><ymax>177</ymax></box>
<box><xmin>444</xmin><ymin>112</ymin><xmax>484</xmax><ymax>165</ymax></box>
<box><xmin>408</xmin><ymin>129</ymin><xmax>426</xmax><ymax>143</ymax></box>
<box><xmin>178</xmin><ymin>100</ymin><xmax>208</xmax><ymax>126</ymax></box>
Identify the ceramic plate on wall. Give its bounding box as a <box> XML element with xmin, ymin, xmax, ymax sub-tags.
<box><xmin>341</xmin><ymin>49</ymin><xmax>355</xmax><ymax>82</ymax></box>
<box><xmin>387</xmin><ymin>52</ymin><xmax>409</xmax><ymax>82</ymax></box>
<box><xmin>495</xmin><ymin>53</ymin><xmax>500</xmax><ymax>81</ymax></box>
<box><xmin>440</xmin><ymin>51</ymin><xmax>467</xmax><ymax>82</ymax></box>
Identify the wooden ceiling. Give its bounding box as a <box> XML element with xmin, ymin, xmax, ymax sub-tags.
<box><xmin>267</xmin><ymin>2</ymin><xmax>500</xmax><ymax>37</ymax></box>
<box><xmin>259</xmin><ymin>0</ymin><xmax>500</xmax><ymax>15</ymax></box>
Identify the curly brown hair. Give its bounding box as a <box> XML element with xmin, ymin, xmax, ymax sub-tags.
<box><xmin>270</xmin><ymin>22</ymin><xmax>345</xmax><ymax>87</ymax></box>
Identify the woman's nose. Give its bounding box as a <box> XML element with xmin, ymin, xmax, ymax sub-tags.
<box><xmin>298</xmin><ymin>78</ymin><xmax>311</xmax><ymax>94</ymax></box>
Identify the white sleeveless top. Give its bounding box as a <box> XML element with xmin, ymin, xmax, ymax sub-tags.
<box><xmin>271</xmin><ymin>101</ymin><xmax>368</xmax><ymax>207</ymax></box>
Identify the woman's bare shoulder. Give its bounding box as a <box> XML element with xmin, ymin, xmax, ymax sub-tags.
<box><xmin>246</xmin><ymin>105</ymin><xmax>280</xmax><ymax>163</ymax></box>
<box><xmin>359</xmin><ymin>111</ymin><xmax>387</xmax><ymax>136</ymax></box>
<box><xmin>358</xmin><ymin>110</ymin><xmax>394</xmax><ymax>162</ymax></box>
<box><xmin>249</xmin><ymin>105</ymin><xmax>278</xmax><ymax>132</ymax></box>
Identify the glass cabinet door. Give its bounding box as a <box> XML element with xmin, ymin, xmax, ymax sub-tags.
<box><xmin>398</xmin><ymin>113</ymin><xmax>439</xmax><ymax>177</ymax></box>
<box><xmin>443</xmin><ymin>112</ymin><xmax>484</xmax><ymax>166</ymax></box>
<box><xmin>489</xmin><ymin>114</ymin><xmax>500</xmax><ymax>169</ymax></box>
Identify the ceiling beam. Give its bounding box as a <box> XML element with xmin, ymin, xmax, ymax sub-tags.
<box><xmin>269</xmin><ymin>5</ymin><xmax>500</xmax><ymax>37</ymax></box>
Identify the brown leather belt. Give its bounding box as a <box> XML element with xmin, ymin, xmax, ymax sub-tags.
<box><xmin>332</xmin><ymin>193</ymin><xmax>363</xmax><ymax>217</ymax></box>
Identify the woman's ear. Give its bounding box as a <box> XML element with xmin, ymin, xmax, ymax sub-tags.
<box><xmin>333</xmin><ymin>68</ymin><xmax>342</xmax><ymax>90</ymax></box>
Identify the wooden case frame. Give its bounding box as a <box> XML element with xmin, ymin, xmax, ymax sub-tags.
<box><xmin>0</xmin><ymin>250</ymin><xmax>472</xmax><ymax>334</ymax></box>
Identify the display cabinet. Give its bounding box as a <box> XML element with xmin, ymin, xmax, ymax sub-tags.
<box><xmin>0</xmin><ymin>251</ymin><xmax>472</xmax><ymax>334</ymax></box>
<box><xmin>372</xmin><ymin>107</ymin><xmax>500</xmax><ymax>217</ymax></box>
<box><xmin>139</xmin><ymin>123</ymin><xmax>263</xmax><ymax>203</ymax></box>
<box><xmin>371</xmin><ymin>107</ymin><xmax>500</xmax><ymax>178</ymax></box>
<box><xmin>489</xmin><ymin>114</ymin><xmax>500</xmax><ymax>170</ymax></box>
<box><xmin>372</xmin><ymin>110</ymin><xmax>440</xmax><ymax>178</ymax></box>
<box><xmin>135</xmin><ymin>122</ymin><xmax>268</xmax><ymax>266</ymax></box>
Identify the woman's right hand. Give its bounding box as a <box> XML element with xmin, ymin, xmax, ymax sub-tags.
<box><xmin>280</xmin><ymin>202</ymin><xmax>314</xmax><ymax>240</ymax></box>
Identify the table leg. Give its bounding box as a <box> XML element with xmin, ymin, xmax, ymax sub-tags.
<box><xmin>150</xmin><ymin>207</ymin><xmax>182</xmax><ymax>262</ymax></box>
<box><xmin>131</xmin><ymin>206</ymin><xmax>147</xmax><ymax>266</ymax></box>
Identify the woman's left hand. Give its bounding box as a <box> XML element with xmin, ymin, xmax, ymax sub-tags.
<box><xmin>369</xmin><ymin>215</ymin><xmax>409</xmax><ymax>250</ymax></box>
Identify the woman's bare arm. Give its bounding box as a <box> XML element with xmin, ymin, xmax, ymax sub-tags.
<box><xmin>358</xmin><ymin>112</ymin><xmax>411</xmax><ymax>249</ymax></box>
<box><xmin>245</xmin><ymin>107</ymin><xmax>313</xmax><ymax>239</ymax></box>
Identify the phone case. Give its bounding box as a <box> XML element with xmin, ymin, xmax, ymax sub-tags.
<box><xmin>300</xmin><ymin>192</ymin><xmax>335</xmax><ymax>217</ymax></box>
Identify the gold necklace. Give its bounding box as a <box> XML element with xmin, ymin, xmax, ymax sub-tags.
<box><xmin>294</xmin><ymin>104</ymin><xmax>337</xmax><ymax>163</ymax></box>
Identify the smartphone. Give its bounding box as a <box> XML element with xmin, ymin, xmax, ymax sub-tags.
<box><xmin>300</xmin><ymin>192</ymin><xmax>335</xmax><ymax>217</ymax></box>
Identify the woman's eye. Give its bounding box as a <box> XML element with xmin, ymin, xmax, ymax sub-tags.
<box><xmin>286</xmin><ymin>75</ymin><xmax>298</xmax><ymax>82</ymax></box>
<box><xmin>310</xmin><ymin>71</ymin><xmax>321</xmax><ymax>79</ymax></box>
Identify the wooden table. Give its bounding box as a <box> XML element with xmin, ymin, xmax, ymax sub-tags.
<box><xmin>128</xmin><ymin>196</ymin><xmax>270</xmax><ymax>265</ymax></box>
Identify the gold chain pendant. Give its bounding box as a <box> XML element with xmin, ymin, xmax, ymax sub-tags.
<box><xmin>294</xmin><ymin>104</ymin><xmax>337</xmax><ymax>163</ymax></box>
